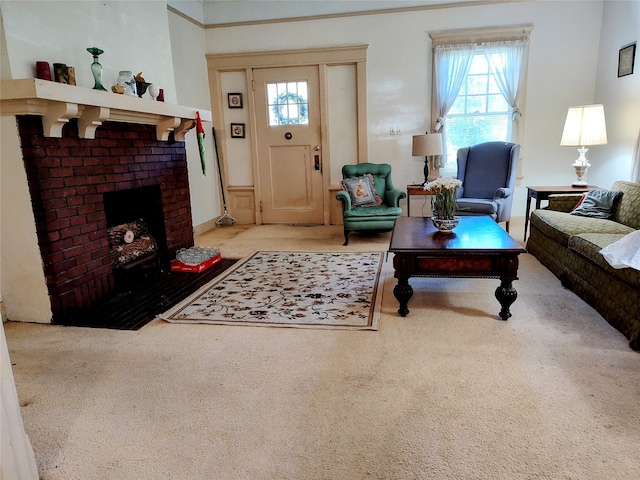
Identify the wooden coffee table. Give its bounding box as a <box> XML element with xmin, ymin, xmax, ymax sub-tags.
<box><xmin>388</xmin><ymin>216</ymin><xmax>527</xmax><ymax>319</ymax></box>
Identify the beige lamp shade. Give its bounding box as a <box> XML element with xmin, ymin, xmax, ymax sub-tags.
<box><xmin>412</xmin><ymin>133</ymin><xmax>443</xmax><ymax>156</ymax></box>
<box><xmin>560</xmin><ymin>104</ymin><xmax>608</xmax><ymax>147</ymax></box>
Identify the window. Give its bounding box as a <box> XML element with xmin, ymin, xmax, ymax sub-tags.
<box><xmin>444</xmin><ymin>52</ymin><xmax>511</xmax><ymax>164</ymax></box>
<box><xmin>266</xmin><ymin>81</ymin><xmax>309</xmax><ymax>126</ymax></box>
<box><xmin>431</xmin><ymin>26</ymin><xmax>531</xmax><ymax>174</ymax></box>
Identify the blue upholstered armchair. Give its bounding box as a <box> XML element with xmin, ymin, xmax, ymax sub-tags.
<box><xmin>456</xmin><ymin>142</ymin><xmax>520</xmax><ymax>232</ymax></box>
<box><xmin>336</xmin><ymin>163</ymin><xmax>406</xmax><ymax>246</ymax></box>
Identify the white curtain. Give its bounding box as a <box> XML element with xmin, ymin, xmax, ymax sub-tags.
<box><xmin>484</xmin><ymin>39</ymin><xmax>530</xmax><ymax>143</ymax></box>
<box><xmin>433</xmin><ymin>43</ymin><xmax>475</xmax><ymax>167</ymax></box>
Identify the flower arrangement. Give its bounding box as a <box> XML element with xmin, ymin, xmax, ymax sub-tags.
<box><xmin>424</xmin><ymin>176</ymin><xmax>463</xmax><ymax>220</ymax></box>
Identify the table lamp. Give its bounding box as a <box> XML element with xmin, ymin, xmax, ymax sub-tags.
<box><xmin>560</xmin><ymin>104</ymin><xmax>607</xmax><ymax>186</ymax></box>
<box><xmin>412</xmin><ymin>132</ymin><xmax>443</xmax><ymax>184</ymax></box>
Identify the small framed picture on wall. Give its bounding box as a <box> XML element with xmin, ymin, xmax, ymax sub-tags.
<box><xmin>618</xmin><ymin>43</ymin><xmax>636</xmax><ymax>77</ymax></box>
<box><xmin>231</xmin><ymin>123</ymin><xmax>245</xmax><ymax>138</ymax></box>
<box><xmin>228</xmin><ymin>93</ymin><xmax>243</xmax><ymax>108</ymax></box>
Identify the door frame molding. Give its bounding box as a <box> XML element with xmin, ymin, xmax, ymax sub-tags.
<box><xmin>206</xmin><ymin>45</ymin><xmax>368</xmax><ymax>225</ymax></box>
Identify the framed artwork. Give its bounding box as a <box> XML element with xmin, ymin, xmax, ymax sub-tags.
<box><xmin>231</xmin><ymin>123</ymin><xmax>245</xmax><ymax>138</ymax></box>
<box><xmin>618</xmin><ymin>43</ymin><xmax>636</xmax><ymax>77</ymax></box>
<box><xmin>228</xmin><ymin>93</ymin><xmax>243</xmax><ymax>109</ymax></box>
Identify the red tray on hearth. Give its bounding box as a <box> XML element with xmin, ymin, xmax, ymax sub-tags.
<box><xmin>170</xmin><ymin>253</ymin><xmax>222</xmax><ymax>273</ymax></box>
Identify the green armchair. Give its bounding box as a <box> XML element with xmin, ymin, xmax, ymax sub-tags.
<box><xmin>336</xmin><ymin>163</ymin><xmax>406</xmax><ymax>245</ymax></box>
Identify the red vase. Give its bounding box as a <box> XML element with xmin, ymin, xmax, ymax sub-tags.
<box><xmin>36</xmin><ymin>61</ymin><xmax>52</xmax><ymax>81</ymax></box>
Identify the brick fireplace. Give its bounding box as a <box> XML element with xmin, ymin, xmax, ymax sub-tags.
<box><xmin>17</xmin><ymin>115</ymin><xmax>195</xmax><ymax>321</ymax></box>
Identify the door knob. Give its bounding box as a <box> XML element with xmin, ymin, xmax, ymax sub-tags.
<box><xmin>314</xmin><ymin>145</ymin><xmax>320</xmax><ymax>151</ymax></box>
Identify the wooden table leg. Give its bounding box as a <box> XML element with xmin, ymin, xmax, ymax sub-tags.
<box><xmin>495</xmin><ymin>279</ymin><xmax>518</xmax><ymax>320</ymax></box>
<box><xmin>393</xmin><ymin>277</ymin><xmax>413</xmax><ymax>317</ymax></box>
<box><xmin>524</xmin><ymin>189</ymin><xmax>535</xmax><ymax>240</ymax></box>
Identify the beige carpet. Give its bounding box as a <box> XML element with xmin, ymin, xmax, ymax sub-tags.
<box><xmin>4</xmin><ymin>217</ymin><xmax>640</xmax><ymax>479</ymax></box>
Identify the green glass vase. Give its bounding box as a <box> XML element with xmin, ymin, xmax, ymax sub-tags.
<box><xmin>86</xmin><ymin>47</ymin><xmax>107</xmax><ymax>91</ymax></box>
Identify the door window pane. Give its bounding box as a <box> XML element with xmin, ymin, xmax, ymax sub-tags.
<box><xmin>266</xmin><ymin>81</ymin><xmax>309</xmax><ymax>126</ymax></box>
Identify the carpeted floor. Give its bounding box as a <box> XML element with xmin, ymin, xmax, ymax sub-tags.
<box><xmin>4</xmin><ymin>217</ymin><xmax>640</xmax><ymax>479</ymax></box>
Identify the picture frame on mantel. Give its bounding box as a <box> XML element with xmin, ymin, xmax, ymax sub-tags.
<box><xmin>228</xmin><ymin>93</ymin><xmax>243</xmax><ymax>108</ymax></box>
<box><xmin>618</xmin><ymin>43</ymin><xmax>636</xmax><ymax>77</ymax></box>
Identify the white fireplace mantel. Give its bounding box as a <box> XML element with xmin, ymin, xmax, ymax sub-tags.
<box><xmin>0</xmin><ymin>79</ymin><xmax>211</xmax><ymax>141</ymax></box>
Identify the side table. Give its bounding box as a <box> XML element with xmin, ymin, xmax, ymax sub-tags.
<box><xmin>406</xmin><ymin>185</ymin><xmax>435</xmax><ymax>217</ymax></box>
<box><xmin>524</xmin><ymin>185</ymin><xmax>596</xmax><ymax>240</ymax></box>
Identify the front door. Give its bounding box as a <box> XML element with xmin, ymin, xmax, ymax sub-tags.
<box><xmin>253</xmin><ymin>65</ymin><xmax>323</xmax><ymax>224</ymax></box>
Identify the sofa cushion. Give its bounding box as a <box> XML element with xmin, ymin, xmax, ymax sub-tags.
<box><xmin>600</xmin><ymin>230</ymin><xmax>640</xmax><ymax>270</ymax></box>
<box><xmin>456</xmin><ymin>198</ymin><xmax>497</xmax><ymax>214</ymax></box>
<box><xmin>570</xmin><ymin>189</ymin><xmax>622</xmax><ymax>219</ymax></box>
<box><xmin>568</xmin><ymin>233</ymin><xmax>640</xmax><ymax>288</ymax></box>
<box><xmin>530</xmin><ymin>209</ymin><xmax>634</xmax><ymax>247</ymax></box>
<box><xmin>611</xmin><ymin>181</ymin><xmax>640</xmax><ymax>229</ymax></box>
<box><xmin>548</xmin><ymin>193</ymin><xmax>585</xmax><ymax>212</ymax></box>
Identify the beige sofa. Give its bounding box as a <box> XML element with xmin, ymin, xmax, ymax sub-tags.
<box><xmin>526</xmin><ymin>181</ymin><xmax>640</xmax><ymax>351</ymax></box>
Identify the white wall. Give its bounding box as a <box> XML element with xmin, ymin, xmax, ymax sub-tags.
<box><xmin>0</xmin><ymin>116</ymin><xmax>52</xmax><ymax>323</ymax></box>
<box><xmin>1</xmin><ymin>1</ymin><xmax>177</xmax><ymax>98</ymax></box>
<box><xmin>168</xmin><ymin>9</ymin><xmax>222</xmax><ymax>228</ymax></box>
<box><xmin>204</xmin><ymin>0</ymin><xmax>631</xmax><ymax>216</ymax></box>
<box><xmin>593</xmin><ymin>0</ymin><xmax>640</xmax><ymax>189</ymax></box>
<box><xmin>327</xmin><ymin>65</ymin><xmax>359</xmax><ymax>184</ymax></box>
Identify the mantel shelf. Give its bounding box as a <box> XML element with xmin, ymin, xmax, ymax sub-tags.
<box><xmin>0</xmin><ymin>79</ymin><xmax>211</xmax><ymax>141</ymax></box>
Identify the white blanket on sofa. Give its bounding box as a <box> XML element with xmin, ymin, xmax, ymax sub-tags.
<box><xmin>600</xmin><ymin>230</ymin><xmax>640</xmax><ymax>270</ymax></box>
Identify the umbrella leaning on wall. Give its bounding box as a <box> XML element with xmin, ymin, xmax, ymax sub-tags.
<box><xmin>196</xmin><ymin>111</ymin><xmax>206</xmax><ymax>176</ymax></box>
<box><xmin>212</xmin><ymin>126</ymin><xmax>237</xmax><ymax>226</ymax></box>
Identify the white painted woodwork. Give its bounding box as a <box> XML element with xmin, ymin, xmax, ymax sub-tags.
<box><xmin>0</xmin><ymin>79</ymin><xmax>211</xmax><ymax>141</ymax></box>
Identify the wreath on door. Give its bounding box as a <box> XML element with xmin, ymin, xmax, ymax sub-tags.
<box><xmin>273</xmin><ymin>91</ymin><xmax>308</xmax><ymax>125</ymax></box>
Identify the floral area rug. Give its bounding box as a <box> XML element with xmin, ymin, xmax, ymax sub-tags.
<box><xmin>159</xmin><ymin>251</ymin><xmax>386</xmax><ymax>330</ymax></box>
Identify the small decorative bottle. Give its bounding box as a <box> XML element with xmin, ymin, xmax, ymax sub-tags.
<box><xmin>86</xmin><ymin>47</ymin><xmax>107</xmax><ymax>91</ymax></box>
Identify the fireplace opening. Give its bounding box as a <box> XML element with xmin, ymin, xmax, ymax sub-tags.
<box><xmin>104</xmin><ymin>185</ymin><xmax>168</xmax><ymax>289</ymax></box>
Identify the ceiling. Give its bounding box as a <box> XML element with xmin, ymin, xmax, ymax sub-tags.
<box><xmin>171</xmin><ymin>0</ymin><xmax>489</xmax><ymax>27</ymax></box>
